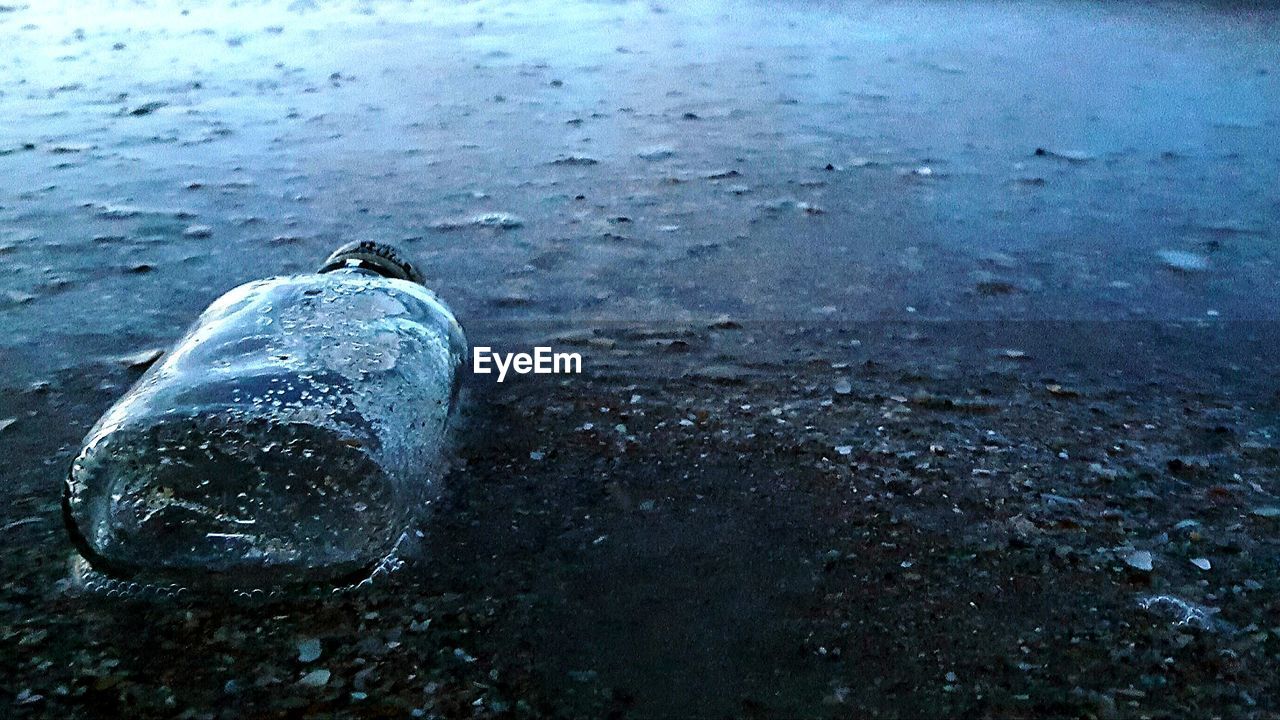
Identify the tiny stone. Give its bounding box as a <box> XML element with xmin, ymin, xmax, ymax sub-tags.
<box><xmin>430</xmin><ymin>212</ymin><xmax>524</xmax><ymax>231</ymax></box>
<box><xmin>1190</xmin><ymin>557</ymin><xmax>1211</xmax><ymax>571</ymax></box>
<box><xmin>297</xmin><ymin>638</ymin><xmax>321</xmax><ymax>663</ymax></box>
<box><xmin>637</xmin><ymin>145</ymin><xmax>675</xmax><ymax>161</ymax></box>
<box><xmin>550</xmin><ymin>155</ymin><xmax>599</xmax><ymax>166</ymax></box>
<box><xmin>1125</xmin><ymin>550</ymin><xmax>1154</xmax><ymax>572</ymax></box>
<box><xmin>128</xmin><ymin>101</ymin><xmax>167</xmax><ymax>116</ymax></box>
<box><xmin>298</xmin><ymin>669</ymin><xmax>330</xmax><ymax>687</ymax></box>
<box><xmin>1157</xmin><ymin>249</ymin><xmax>1208</xmax><ymax>272</ymax></box>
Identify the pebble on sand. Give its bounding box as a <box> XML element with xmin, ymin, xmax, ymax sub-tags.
<box><xmin>638</xmin><ymin>145</ymin><xmax>676</xmax><ymax>161</ymax></box>
<box><xmin>297</xmin><ymin>638</ymin><xmax>322</xmax><ymax>663</ymax></box>
<box><xmin>549</xmin><ymin>155</ymin><xmax>599</xmax><ymax>166</ymax></box>
<box><xmin>128</xmin><ymin>101</ymin><xmax>168</xmax><ymax>116</ymax></box>
<box><xmin>430</xmin><ymin>212</ymin><xmax>524</xmax><ymax>231</ymax></box>
<box><xmin>1125</xmin><ymin>550</ymin><xmax>1154</xmax><ymax>572</ymax></box>
<box><xmin>298</xmin><ymin>669</ymin><xmax>330</xmax><ymax>687</ymax></box>
<box><xmin>1033</xmin><ymin>147</ymin><xmax>1094</xmax><ymax>163</ymax></box>
<box><xmin>1158</xmin><ymin>249</ymin><xmax>1209</xmax><ymax>272</ymax></box>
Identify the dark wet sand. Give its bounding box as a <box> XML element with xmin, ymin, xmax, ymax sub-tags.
<box><xmin>1</xmin><ymin>1</ymin><xmax>1279</xmax><ymax>717</ymax></box>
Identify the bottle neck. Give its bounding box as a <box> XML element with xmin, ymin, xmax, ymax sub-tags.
<box><xmin>317</xmin><ymin>243</ymin><xmax>423</xmax><ymax>284</ymax></box>
<box><xmin>319</xmin><ymin>259</ymin><xmax>388</xmax><ymax>279</ymax></box>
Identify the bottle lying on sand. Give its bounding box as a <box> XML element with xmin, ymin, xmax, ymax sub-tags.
<box><xmin>64</xmin><ymin>242</ymin><xmax>467</xmax><ymax>593</ymax></box>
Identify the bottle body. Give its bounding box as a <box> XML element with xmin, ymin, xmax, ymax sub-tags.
<box><xmin>64</xmin><ymin>268</ymin><xmax>466</xmax><ymax>590</ymax></box>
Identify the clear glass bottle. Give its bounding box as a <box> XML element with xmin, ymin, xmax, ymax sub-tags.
<box><xmin>63</xmin><ymin>242</ymin><xmax>467</xmax><ymax>592</ymax></box>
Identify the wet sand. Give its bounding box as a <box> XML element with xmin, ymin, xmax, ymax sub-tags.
<box><xmin>1</xmin><ymin>1</ymin><xmax>1279</xmax><ymax>717</ymax></box>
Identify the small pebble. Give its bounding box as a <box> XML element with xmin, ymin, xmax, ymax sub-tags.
<box><xmin>1157</xmin><ymin>249</ymin><xmax>1208</xmax><ymax>272</ymax></box>
<box><xmin>297</xmin><ymin>638</ymin><xmax>321</xmax><ymax>663</ymax></box>
<box><xmin>298</xmin><ymin>669</ymin><xmax>330</xmax><ymax>687</ymax></box>
<box><xmin>1125</xmin><ymin>550</ymin><xmax>1153</xmax><ymax>572</ymax></box>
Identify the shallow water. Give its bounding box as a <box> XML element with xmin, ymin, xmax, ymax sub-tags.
<box><xmin>2</xmin><ymin>1</ymin><xmax>1279</xmax><ymax>717</ymax></box>
<box><xmin>3</xmin><ymin>0</ymin><xmax>1279</xmax><ymax>378</ymax></box>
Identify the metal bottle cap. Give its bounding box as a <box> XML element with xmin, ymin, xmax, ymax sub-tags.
<box><xmin>318</xmin><ymin>241</ymin><xmax>424</xmax><ymax>285</ymax></box>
